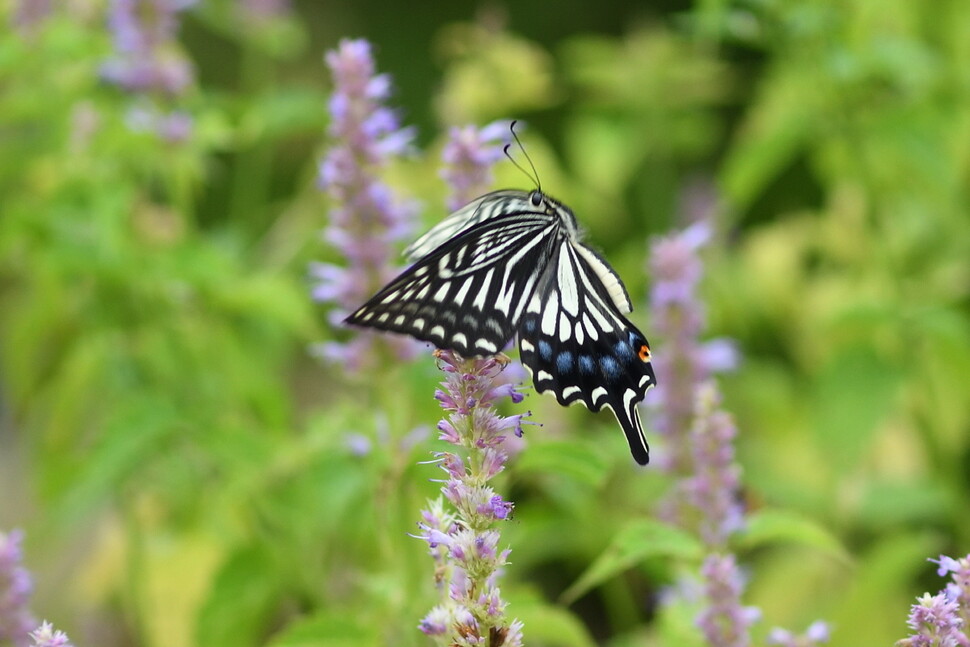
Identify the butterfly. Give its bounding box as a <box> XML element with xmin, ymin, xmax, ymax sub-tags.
<box><xmin>344</xmin><ymin>188</ymin><xmax>656</xmax><ymax>464</ymax></box>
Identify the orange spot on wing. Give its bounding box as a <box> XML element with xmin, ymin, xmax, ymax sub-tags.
<box><xmin>638</xmin><ymin>344</ymin><xmax>651</xmax><ymax>362</ymax></box>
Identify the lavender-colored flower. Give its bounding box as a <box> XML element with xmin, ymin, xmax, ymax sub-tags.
<box><xmin>696</xmin><ymin>554</ymin><xmax>760</xmax><ymax>647</ymax></box>
<box><xmin>311</xmin><ymin>38</ymin><xmax>420</xmax><ymax>373</ymax></box>
<box><xmin>101</xmin><ymin>0</ymin><xmax>196</xmax><ymax>96</ymax></box>
<box><xmin>440</xmin><ymin>122</ymin><xmax>509</xmax><ymax>211</ymax></box>
<box><xmin>29</xmin><ymin>622</ymin><xmax>73</xmax><ymax>647</ymax></box>
<box><xmin>415</xmin><ymin>350</ymin><xmax>526</xmax><ymax>646</ymax></box>
<box><xmin>648</xmin><ymin>219</ymin><xmax>756</xmax><ymax>645</ymax></box>
<box><xmin>0</xmin><ymin>530</ymin><xmax>36</xmax><ymax>647</ymax></box>
<box><xmin>767</xmin><ymin>621</ymin><xmax>831</xmax><ymax>647</ymax></box>
<box><xmin>932</xmin><ymin>554</ymin><xmax>970</xmax><ymax>613</ymax></box>
<box><xmin>124</xmin><ymin>103</ymin><xmax>193</xmax><ymax>143</ymax></box>
<box><xmin>647</xmin><ymin>218</ymin><xmax>744</xmax><ymax>538</ymax></box>
<box><xmin>897</xmin><ymin>554</ymin><xmax>970</xmax><ymax>647</ymax></box>
<box><xmin>647</xmin><ymin>219</ymin><xmax>713</xmax><ymax>475</ymax></box>
<box><xmin>897</xmin><ymin>593</ymin><xmax>967</xmax><ymax>647</ymax></box>
<box><xmin>101</xmin><ymin>0</ymin><xmax>196</xmax><ymax>142</ymax></box>
<box><xmin>647</xmin><ymin>215</ymin><xmax>830</xmax><ymax>647</ymax></box>
<box><xmin>683</xmin><ymin>383</ymin><xmax>744</xmax><ymax>548</ymax></box>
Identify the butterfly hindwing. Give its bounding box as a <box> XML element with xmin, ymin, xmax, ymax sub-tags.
<box><xmin>345</xmin><ymin>197</ymin><xmax>560</xmax><ymax>356</ymax></box>
<box><xmin>518</xmin><ymin>239</ymin><xmax>655</xmax><ymax>464</ymax></box>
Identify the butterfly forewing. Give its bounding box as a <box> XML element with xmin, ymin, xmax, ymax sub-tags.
<box><xmin>517</xmin><ymin>240</ymin><xmax>654</xmax><ymax>464</ymax></box>
<box><xmin>345</xmin><ymin>204</ymin><xmax>560</xmax><ymax>356</ymax></box>
<box><xmin>405</xmin><ymin>190</ymin><xmax>538</xmax><ymax>261</ymax></box>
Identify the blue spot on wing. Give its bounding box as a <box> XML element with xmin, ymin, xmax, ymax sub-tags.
<box><xmin>614</xmin><ymin>341</ymin><xmax>634</xmax><ymax>360</ymax></box>
<box><xmin>579</xmin><ymin>355</ymin><xmax>595</xmax><ymax>375</ymax></box>
<box><xmin>556</xmin><ymin>350</ymin><xmax>574</xmax><ymax>374</ymax></box>
<box><xmin>538</xmin><ymin>340</ymin><xmax>553</xmax><ymax>361</ymax></box>
<box><xmin>599</xmin><ymin>355</ymin><xmax>621</xmax><ymax>380</ymax></box>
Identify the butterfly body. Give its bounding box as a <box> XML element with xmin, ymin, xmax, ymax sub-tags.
<box><xmin>345</xmin><ymin>189</ymin><xmax>655</xmax><ymax>464</ymax></box>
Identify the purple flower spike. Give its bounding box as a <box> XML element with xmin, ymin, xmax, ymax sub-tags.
<box><xmin>685</xmin><ymin>383</ymin><xmax>744</xmax><ymax>548</ymax></box>
<box><xmin>647</xmin><ymin>218</ymin><xmax>713</xmax><ymax>475</ymax></box>
<box><xmin>441</xmin><ymin>122</ymin><xmax>510</xmax><ymax>211</ymax></box>
<box><xmin>898</xmin><ymin>593</ymin><xmax>965</xmax><ymax>647</ymax></box>
<box><xmin>102</xmin><ymin>0</ymin><xmax>197</xmax><ymax>96</ymax></box>
<box><xmin>416</xmin><ymin>350</ymin><xmax>525</xmax><ymax>645</ymax></box>
<box><xmin>313</xmin><ymin>38</ymin><xmax>420</xmax><ymax>373</ymax></box>
<box><xmin>898</xmin><ymin>554</ymin><xmax>970</xmax><ymax>647</ymax></box>
<box><xmin>0</xmin><ymin>530</ymin><xmax>36</xmax><ymax>647</ymax></box>
<box><xmin>101</xmin><ymin>0</ymin><xmax>196</xmax><ymax>140</ymax></box>
<box><xmin>696</xmin><ymin>553</ymin><xmax>760</xmax><ymax>647</ymax></box>
<box><xmin>649</xmin><ymin>228</ymin><xmax>738</xmax><ymax>555</ymax></box>
<box><xmin>647</xmin><ymin>212</ymin><xmax>832</xmax><ymax>647</ymax></box>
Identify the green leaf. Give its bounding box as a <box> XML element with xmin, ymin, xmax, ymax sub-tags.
<box><xmin>47</xmin><ymin>394</ymin><xmax>176</xmax><ymax>523</ymax></box>
<box><xmin>239</xmin><ymin>88</ymin><xmax>330</xmax><ymax>143</ymax></box>
<box><xmin>738</xmin><ymin>508</ymin><xmax>850</xmax><ymax>564</ymax></box>
<box><xmin>650</xmin><ymin>593</ymin><xmax>707</xmax><ymax>647</ymax></box>
<box><xmin>561</xmin><ymin>519</ymin><xmax>702</xmax><ymax>604</ymax></box>
<box><xmin>856</xmin><ymin>478</ymin><xmax>952</xmax><ymax>529</ymax></box>
<box><xmin>196</xmin><ymin>544</ymin><xmax>283</xmax><ymax>647</ymax></box>
<box><xmin>811</xmin><ymin>346</ymin><xmax>901</xmax><ymax>471</ymax></box>
<box><xmin>505</xmin><ymin>589</ymin><xmax>596</xmax><ymax>647</ymax></box>
<box><xmin>268</xmin><ymin>611</ymin><xmax>379</xmax><ymax>647</ymax></box>
<box><xmin>514</xmin><ymin>439</ymin><xmax>611</xmax><ymax>489</ymax></box>
<box><xmin>719</xmin><ymin>67</ymin><xmax>816</xmax><ymax>212</ymax></box>
<box><xmin>826</xmin><ymin>532</ymin><xmax>942</xmax><ymax>647</ymax></box>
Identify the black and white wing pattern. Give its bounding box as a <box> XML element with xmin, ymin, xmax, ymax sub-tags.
<box><xmin>344</xmin><ymin>189</ymin><xmax>657</xmax><ymax>464</ymax></box>
<box><xmin>345</xmin><ymin>192</ymin><xmax>560</xmax><ymax>357</ymax></box>
<box><xmin>517</xmin><ymin>237</ymin><xmax>655</xmax><ymax>465</ymax></box>
<box><xmin>403</xmin><ymin>190</ymin><xmax>531</xmax><ymax>261</ymax></box>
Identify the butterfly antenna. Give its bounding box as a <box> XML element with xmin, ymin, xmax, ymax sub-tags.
<box><xmin>503</xmin><ymin>120</ymin><xmax>542</xmax><ymax>192</ymax></box>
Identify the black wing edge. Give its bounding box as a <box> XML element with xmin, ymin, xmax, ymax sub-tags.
<box><xmin>519</xmin><ymin>333</ymin><xmax>656</xmax><ymax>465</ymax></box>
<box><xmin>601</xmin><ymin>390</ymin><xmax>651</xmax><ymax>465</ymax></box>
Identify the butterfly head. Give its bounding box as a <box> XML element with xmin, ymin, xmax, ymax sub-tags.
<box><xmin>529</xmin><ymin>190</ymin><xmax>544</xmax><ymax>208</ymax></box>
<box><xmin>528</xmin><ymin>189</ymin><xmax>574</xmax><ymax>219</ymax></box>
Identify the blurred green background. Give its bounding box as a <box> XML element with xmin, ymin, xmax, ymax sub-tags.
<box><xmin>1</xmin><ymin>0</ymin><xmax>968</xmax><ymax>645</ymax></box>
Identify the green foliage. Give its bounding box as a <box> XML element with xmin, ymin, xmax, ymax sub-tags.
<box><xmin>562</xmin><ymin>520</ymin><xmax>704</xmax><ymax>604</ymax></box>
<box><xmin>2</xmin><ymin>2</ymin><xmax>968</xmax><ymax>647</ymax></box>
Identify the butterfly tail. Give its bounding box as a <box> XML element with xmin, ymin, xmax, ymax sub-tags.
<box><xmin>605</xmin><ymin>392</ymin><xmax>650</xmax><ymax>465</ymax></box>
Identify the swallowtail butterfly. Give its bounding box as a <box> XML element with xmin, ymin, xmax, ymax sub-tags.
<box><xmin>344</xmin><ymin>185</ymin><xmax>657</xmax><ymax>464</ymax></box>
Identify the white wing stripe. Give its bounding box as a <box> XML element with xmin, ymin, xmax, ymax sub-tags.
<box><xmin>454</xmin><ymin>276</ymin><xmax>474</xmax><ymax>307</ymax></box>
<box><xmin>476</xmin><ymin>339</ymin><xmax>498</xmax><ymax>353</ymax></box>
<box><xmin>557</xmin><ymin>243</ymin><xmax>580</xmax><ymax>315</ymax></box>
<box><xmin>573</xmin><ymin>243</ymin><xmax>632</xmax><ymax>313</ymax></box>
<box><xmin>541</xmin><ymin>291</ymin><xmax>559</xmax><ymax>335</ymax></box>
<box><xmin>472</xmin><ymin>268</ymin><xmax>494</xmax><ymax>311</ymax></box>
<box><xmin>562</xmin><ymin>386</ymin><xmax>581</xmax><ymax>399</ymax></box>
<box><xmin>574</xmin><ymin>321</ymin><xmax>585</xmax><ymax>345</ymax></box>
<box><xmin>558</xmin><ymin>312</ymin><xmax>571</xmax><ymax>342</ymax></box>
